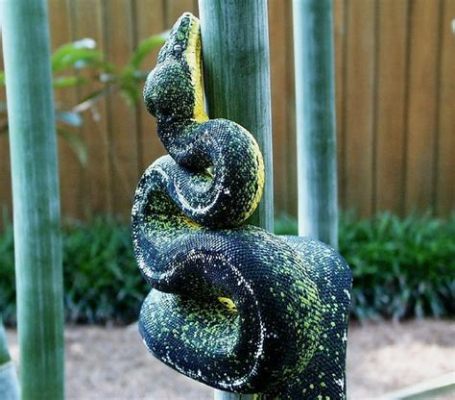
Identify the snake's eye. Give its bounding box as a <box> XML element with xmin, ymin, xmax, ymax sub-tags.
<box><xmin>173</xmin><ymin>44</ymin><xmax>183</xmax><ymax>55</ymax></box>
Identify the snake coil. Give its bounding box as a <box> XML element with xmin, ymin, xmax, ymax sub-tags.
<box><xmin>132</xmin><ymin>13</ymin><xmax>352</xmax><ymax>399</ymax></box>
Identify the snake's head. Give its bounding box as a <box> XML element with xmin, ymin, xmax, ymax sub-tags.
<box><xmin>144</xmin><ymin>13</ymin><xmax>207</xmax><ymax>122</ymax></box>
<box><xmin>157</xmin><ymin>12</ymin><xmax>195</xmax><ymax>63</ymax></box>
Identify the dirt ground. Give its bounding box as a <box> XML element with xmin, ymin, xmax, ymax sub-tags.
<box><xmin>6</xmin><ymin>319</ymin><xmax>455</xmax><ymax>399</ymax></box>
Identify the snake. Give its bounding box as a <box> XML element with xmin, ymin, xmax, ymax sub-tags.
<box><xmin>131</xmin><ymin>12</ymin><xmax>352</xmax><ymax>400</ymax></box>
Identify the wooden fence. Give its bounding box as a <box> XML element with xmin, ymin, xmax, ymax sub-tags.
<box><xmin>0</xmin><ymin>0</ymin><xmax>453</xmax><ymax>222</ymax></box>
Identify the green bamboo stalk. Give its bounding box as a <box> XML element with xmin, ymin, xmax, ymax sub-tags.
<box><xmin>1</xmin><ymin>1</ymin><xmax>65</xmax><ymax>399</ymax></box>
<box><xmin>292</xmin><ymin>0</ymin><xmax>338</xmax><ymax>248</ymax></box>
<box><xmin>379</xmin><ymin>372</ymin><xmax>455</xmax><ymax>399</ymax></box>
<box><xmin>213</xmin><ymin>394</ymin><xmax>259</xmax><ymax>400</ymax></box>
<box><xmin>0</xmin><ymin>318</ymin><xmax>20</xmax><ymax>400</ymax></box>
<box><xmin>198</xmin><ymin>1</ymin><xmax>274</xmax><ymax>399</ymax></box>
<box><xmin>198</xmin><ymin>0</ymin><xmax>274</xmax><ymax>233</ymax></box>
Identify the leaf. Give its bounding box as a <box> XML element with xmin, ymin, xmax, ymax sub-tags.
<box><xmin>0</xmin><ymin>72</ymin><xmax>4</xmax><ymax>86</ymax></box>
<box><xmin>52</xmin><ymin>48</ymin><xmax>103</xmax><ymax>73</ymax></box>
<box><xmin>52</xmin><ymin>39</ymin><xmax>107</xmax><ymax>73</ymax></box>
<box><xmin>53</xmin><ymin>75</ymin><xmax>88</xmax><ymax>88</ymax></box>
<box><xmin>120</xmin><ymin>85</ymin><xmax>140</xmax><ymax>107</ymax></box>
<box><xmin>119</xmin><ymin>67</ymin><xmax>141</xmax><ymax>106</ymax></box>
<box><xmin>57</xmin><ymin>128</ymin><xmax>88</xmax><ymax>166</ymax></box>
<box><xmin>129</xmin><ymin>33</ymin><xmax>167</xmax><ymax>69</ymax></box>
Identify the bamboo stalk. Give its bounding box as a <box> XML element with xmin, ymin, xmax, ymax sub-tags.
<box><xmin>214</xmin><ymin>393</ymin><xmax>259</xmax><ymax>400</ymax></box>
<box><xmin>0</xmin><ymin>318</ymin><xmax>19</xmax><ymax>399</ymax></box>
<box><xmin>198</xmin><ymin>0</ymin><xmax>274</xmax><ymax>399</ymax></box>
<box><xmin>292</xmin><ymin>0</ymin><xmax>338</xmax><ymax>248</ymax></box>
<box><xmin>378</xmin><ymin>372</ymin><xmax>455</xmax><ymax>400</ymax></box>
<box><xmin>1</xmin><ymin>1</ymin><xmax>65</xmax><ymax>398</ymax></box>
<box><xmin>198</xmin><ymin>0</ymin><xmax>274</xmax><ymax>233</ymax></box>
